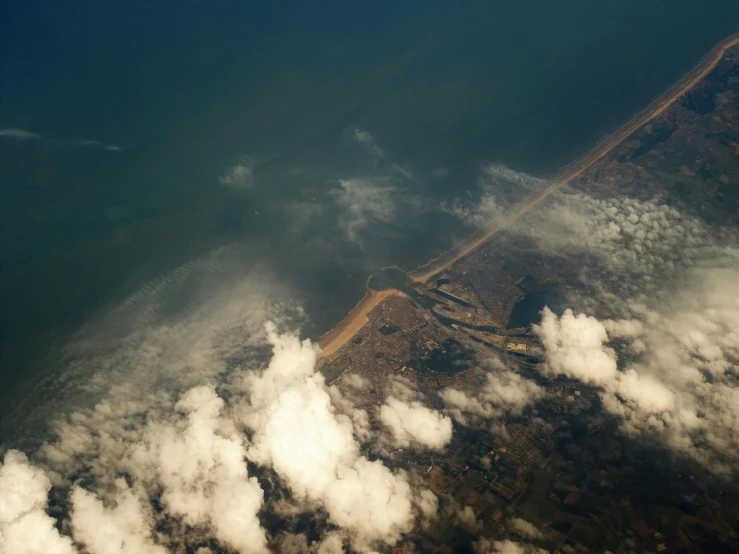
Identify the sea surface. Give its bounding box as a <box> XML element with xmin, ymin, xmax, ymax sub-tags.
<box><xmin>2</xmin><ymin>0</ymin><xmax>739</xmax><ymax>433</ymax></box>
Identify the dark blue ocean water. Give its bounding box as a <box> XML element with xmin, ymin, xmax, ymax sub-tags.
<box><xmin>2</xmin><ymin>0</ymin><xmax>739</xmax><ymax>422</ymax></box>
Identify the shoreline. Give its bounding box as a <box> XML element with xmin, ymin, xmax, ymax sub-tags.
<box><xmin>317</xmin><ymin>30</ymin><xmax>739</xmax><ymax>359</ymax></box>
<box><xmin>318</xmin><ymin>288</ymin><xmax>407</xmax><ymax>357</ymax></box>
<box><xmin>409</xmin><ymin>30</ymin><xmax>739</xmax><ymax>284</ymax></box>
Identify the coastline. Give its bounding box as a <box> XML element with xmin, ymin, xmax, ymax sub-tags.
<box><xmin>409</xmin><ymin>30</ymin><xmax>739</xmax><ymax>284</ymax></box>
<box><xmin>318</xmin><ymin>288</ymin><xmax>407</xmax><ymax>357</ymax></box>
<box><xmin>317</xmin><ymin>30</ymin><xmax>739</xmax><ymax>359</ymax></box>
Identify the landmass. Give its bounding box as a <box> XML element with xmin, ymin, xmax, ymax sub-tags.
<box><xmin>316</xmin><ymin>33</ymin><xmax>739</xmax><ymax>553</ymax></box>
<box><xmin>409</xmin><ymin>31</ymin><xmax>739</xmax><ymax>285</ymax></box>
<box><xmin>319</xmin><ymin>288</ymin><xmax>408</xmax><ymax>357</ymax></box>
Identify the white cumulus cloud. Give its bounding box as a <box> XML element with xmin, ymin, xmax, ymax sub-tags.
<box><xmin>220</xmin><ymin>157</ymin><xmax>255</xmax><ymax>190</ymax></box>
<box><xmin>352</xmin><ymin>127</ymin><xmax>384</xmax><ymax>161</ymax></box>
<box><xmin>379</xmin><ymin>377</ymin><xmax>452</xmax><ymax>451</ymax></box>
<box><xmin>70</xmin><ymin>481</ymin><xmax>167</xmax><ymax>554</ymax></box>
<box><xmin>235</xmin><ymin>324</ymin><xmax>421</xmax><ymax>550</ymax></box>
<box><xmin>474</xmin><ymin>538</ymin><xmax>548</xmax><ymax>554</ymax></box>
<box><xmin>0</xmin><ymin>450</ymin><xmax>76</xmax><ymax>554</ymax></box>
<box><xmin>330</xmin><ymin>177</ymin><xmax>397</xmax><ymax>244</ymax></box>
<box><xmin>534</xmin><ymin>265</ymin><xmax>739</xmax><ymax>474</ymax></box>
<box><xmin>127</xmin><ymin>385</ymin><xmax>268</xmax><ymax>553</ymax></box>
<box><xmin>441</xmin><ymin>358</ymin><xmax>543</xmax><ymax>426</ymax></box>
<box><xmin>508</xmin><ymin>517</ymin><xmax>544</xmax><ymax>540</ymax></box>
<box><xmin>533</xmin><ymin>308</ymin><xmax>618</xmax><ymax>386</ymax></box>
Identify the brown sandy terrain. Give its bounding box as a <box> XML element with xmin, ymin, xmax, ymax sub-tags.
<box><xmin>409</xmin><ymin>31</ymin><xmax>739</xmax><ymax>284</ymax></box>
<box><xmin>318</xmin><ymin>289</ymin><xmax>407</xmax><ymax>357</ymax></box>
